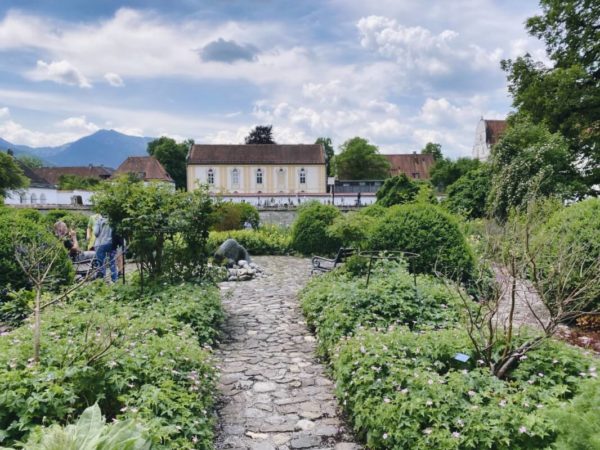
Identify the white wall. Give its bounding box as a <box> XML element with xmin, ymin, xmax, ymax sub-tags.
<box><xmin>472</xmin><ymin>119</ymin><xmax>490</xmax><ymax>161</ymax></box>
<box><xmin>3</xmin><ymin>188</ymin><xmax>95</xmax><ymax>206</ymax></box>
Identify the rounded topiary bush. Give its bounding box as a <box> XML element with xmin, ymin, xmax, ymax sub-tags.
<box><xmin>0</xmin><ymin>212</ymin><xmax>74</xmax><ymax>290</ymax></box>
<box><xmin>291</xmin><ymin>202</ymin><xmax>341</xmax><ymax>256</ymax></box>
<box><xmin>368</xmin><ymin>203</ymin><xmax>475</xmax><ymax>280</ymax></box>
<box><xmin>534</xmin><ymin>198</ymin><xmax>600</xmax><ymax>312</ymax></box>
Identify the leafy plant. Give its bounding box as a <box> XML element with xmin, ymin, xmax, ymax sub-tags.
<box><xmin>208</xmin><ymin>225</ymin><xmax>290</xmax><ymax>256</ymax></box>
<box><xmin>2</xmin><ymin>403</ymin><xmax>151</xmax><ymax>450</ymax></box>
<box><xmin>291</xmin><ymin>202</ymin><xmax>341</xmax><ymax>256</ymax></box>
<box><xmin>368</xmin><ymin>203</ymin><xmax>475</xmax><ymax>281</ymax></box>
<box><xmin>375</xmin><ymin>174</ymin><xmax>419</xmax><ymax>207</ymax></box>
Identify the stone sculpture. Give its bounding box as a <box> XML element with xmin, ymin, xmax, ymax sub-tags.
<box><xmin>214</xmin><ymin>238</ymin><xmax>252</xmax><ymax>268</ymax></box>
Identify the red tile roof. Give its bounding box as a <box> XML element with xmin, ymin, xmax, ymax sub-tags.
<box><xmin>188</xmin><ymin>144</ymin><xmax>325</xmax><ymax>165</ymax></box>
<box><xmin>34</xmin><ymin>166</ymin><xmax>114</xmax><ymax>185</ymax></box>
<box><xmin>113</xmin><ymin>156</ymin><xmax>173</xmax><ymax>182</ymax></box>
<box><xmin>485</xmin><ymin>120</ymin><xmax>508</xmax><ymax>145</ymax></box>
<box><xmin>384</xmin><ymin>153</ymin><xmax>435</xmax><ymax>179</ymax></box>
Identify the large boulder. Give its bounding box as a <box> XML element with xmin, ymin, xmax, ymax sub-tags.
<box><xmin>214</xmin><ymin>238</ymin><xmax>251</xmax><ymax>268</ymax></box>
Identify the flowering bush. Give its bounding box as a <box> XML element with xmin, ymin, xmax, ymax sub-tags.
<box><xmin>332</xmin><ymin>327</ymin><xmax>595</xmax><ymax>450</ymax></box>
<box><xmin>0</xmin><ymin>280</ymin><xmax>222</xmax><ymax>449</ymax></box>
<box><xmin>300</xmin><ymin>261</ymin><xmax>463</xmax><ymax>358</ymax></box>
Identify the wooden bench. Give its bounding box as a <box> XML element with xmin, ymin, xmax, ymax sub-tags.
<box><xmin>311</xmin><ymin>247</ymin><xmax>356</xmax><ymax>274</ymax></box>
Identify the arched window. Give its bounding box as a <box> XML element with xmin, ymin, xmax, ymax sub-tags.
<box><xmin>207</xmin><ymin>169</ymin><xmax>214</xmax><ymax>185</ymax></box>
<box><xmin>19</xmin><ymin>192</ymin><xmax>27</xmax><ymax>204</ymax></box>
<box><xmin>30</xmin><ymin>193</ymin><xmax>37</xmax><ymax>204</ymax></box>
<box><xmin>299</xmin><ymin>168</ymin><xmax>306</xmax><ymax>184</ymax></box>
<box><xmin>277</xmin><ymin>168</ymin><xmax>286</xmax><ymax>190</ymax></box>
<box><xmin>256</xmin><ymin>168</ymin><xmax>263</xmax><ymax>185</ymax></box>
<box><xmin>231</xmin><ymin>168</ymin><xmax>239</xmax><ymax>186</ymax></box>
<box><xmin>40</xmin><ymin>193</ymin><xmax>47</xmax><ymax>204</ymax></box>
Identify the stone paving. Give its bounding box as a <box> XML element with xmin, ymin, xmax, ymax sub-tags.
<box><xmin>215</xmin><ymin>256</ymin><xmax>360</xmax><ymax>450</ymax></box>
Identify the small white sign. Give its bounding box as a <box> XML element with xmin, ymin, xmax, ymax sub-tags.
<box><xmin>327</xmin><ymin>177</ymin><xmax>336</xmax><ymax>186</ymax></box>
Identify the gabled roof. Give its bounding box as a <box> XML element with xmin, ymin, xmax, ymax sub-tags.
<box><xmin>16</xmin><ymin>160</ymin><xmax>55</xmax><ymax>188</ymax></box>
<box><xmin>113</xmin><ymin>156</ymin><xmax>173</xmax><ymax>182</ymax></box>
<box><xmin>384</xmin><ymin>153</ymin><xmax>435</xmax><ymax>179</ymax></box>
<box><xmin>485</xmin><ymin>120</ymin><xmax>508</xmax><ymax>145</ymax></box>
<box><xmin>34</xmin><ymin>166</ymin><xmax>114</xmax><ymax>185</ymax></box>
<box><xmin>187</xmin><ymin>144</ymin><xmax>325</xmax><ymax>165</ymax></box>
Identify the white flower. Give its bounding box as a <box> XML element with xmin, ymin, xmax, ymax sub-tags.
<box><xmin>457</xmin><ymin>419</ymin><xmax>464</xmax><ymax>427</ymax></box>
<box><xmin>536</xmin><ymin>404</ymin><xmax>544</xmax><ymax>409</ymax></box>
<box><xmin>384</xmin><ymin>397</ymin><xmax>391</xmax><ymax>403</ymax></box>
<box><xmin>426</xmin><ymin>400</ymin><xmax>433</xmax><ymax>406</ymax></box>
<box><xmin>428</xmin><ymin>379</ymin><xmax>434</xmax><ymax>385</ymax></box>
<box><xmin>519</xmin><ymin>426</ymin><xmax>527</xmax><ymax>434</ymax></box>
<box><xmin>383</xmin><ymin>433</ymin><xmax>388</xmax><ymax>440</ymax></box>
<box><xmin>360</xmin><ymin>345</ymin><xmax>366</xmax><ymax>354</ymax></box>
<box><xmin>537</xmin><ymin>372</ymin><xmax>544</xmax><ymax>377</ymax></box>
<box><xmin>519</xmin><ymin>355</ymin><xmax>528</xmax><ymax>361</ymax></box>
<box><xmin>423</xmin><ymin>428</ymin><xmax>433</xmax><ymax>435</ymax></box>
<box><xmin>467</xmin><ymin>390</ymin><xmax>476</xmax><ymax>397</ymax></box>
<box><xmin>400</xmin><ymin>388</ymin><xmax>409</xmax><ymax>394</ymax></box>
<box><xmin>452</xmin><ymin>431</ymin><xmax>461</xmax><ymax>438</ymax></box>
<box><xmin>499</xmin><ymin>400</ymin><xmax>507</xmax><ymax>407</ymax></box>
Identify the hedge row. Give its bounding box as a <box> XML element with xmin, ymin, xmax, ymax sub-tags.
<box><xmin>0</xmin><ymin>280</ymin><xmax>223</xmax><ymax>449</ymax></box>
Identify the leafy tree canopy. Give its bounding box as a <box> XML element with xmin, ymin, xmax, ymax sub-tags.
<box><xmin>488</xmin><ymin>118</ymin><xmax>583</xmax><ymax>220</ymax></box>
<box><xmin>420</xmin><ymin>142</ymin><xmax>443</xmax><ymax>161</ymax></box>
<box><xmin>147</xmin><ymin>136</ymin><xmax>191</xmax><ymax>190</ymax></box>
<box><xmin>0</xmin><ymin>152</ymin><xmax>29</xmax><ymax>198</ymax></box>
<box><xmin>501</xmin><ymin>0</ymin><xmax>600</xmax><ymax>191</ymax></box>
<box><xmin>376</xmin><ymin>174</ymin><xmax>419</xmax><ymax>207</ymax></box>
<box><xmin>429</xmin><ymin>157</ymin><xmax>481</xmax><ymax>192</ymax></box>
<box><xmin>57</xmin><ymin>174</ymin><xmax>100</xmax><ymax>191</ymax></box>
<box><xmin>315</xmin><ymin>137</ymin><xmax>335</xmax><ymax>176</ymax></box>
<box><xmin>333</xmin><ymin>137</ymin><xmax>390</xmax><ymax>180</ymax></box>
<box><xmin>17</xmin><ymin>154</ymin><xmax>44</xmax><ymax>169</ymax></box>
<box><xmin>444</xmin><ymin>165</ymin><xmax>492</xmax><ymax>219</ymax></box>
<box><xmin>245</xmin><ymin>125</ymin><xmax>276</xmax><ymax>144</ymax></box>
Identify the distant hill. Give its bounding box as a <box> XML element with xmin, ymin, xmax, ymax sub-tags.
<box><xmin>0</xmin><ymin>130</ymin><xmax>155</xmax><ymax>169</ymax></box>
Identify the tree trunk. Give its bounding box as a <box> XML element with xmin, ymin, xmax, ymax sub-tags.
<box><xmin>33</xmin><ymin>286</ymin><xmax>41</xmax><ymax>363</ymax></box>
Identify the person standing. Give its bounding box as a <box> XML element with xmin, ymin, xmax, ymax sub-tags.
<box><xmin>94</xmin><ymin>215</ymin><xmax>118</xmax><ymax>282</ymax></box>
<box><xmin>86</xmin><ymin>213</ymin><xmax>100</xmax><ymax>250</ymax></box>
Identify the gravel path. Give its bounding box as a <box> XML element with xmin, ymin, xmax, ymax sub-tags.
<box><xmin>215</xmin><ymin>256</ymin><xmax>360</xmax><ymax>450</ymax></box>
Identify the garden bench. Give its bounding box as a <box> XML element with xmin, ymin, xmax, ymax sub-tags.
<box><xmin>311</xmin><ymin>247</ymin><xmax>356</xmax><ymax>274</ymax></box>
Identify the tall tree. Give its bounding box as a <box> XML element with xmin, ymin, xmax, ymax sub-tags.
<box><xmin>501</xmin><ymin>0</ymin><xmax>600</xmax><ymax>192</ymax></box>
<box><xmin>17</xmin><ymin>154</ymin><xmax>44</xmax><ymax>169</ymax></box>
<box><xmin>245</xmin><ymin>125</ymin><xmax>276</xmax><ymax>144</ymax></box>
<box><xmin>429</xmin><ymin>157</ymin><xmax>480</xmax><ymax>192</ymax></box>
<box><xmin>488</xmin><ymin>119</ymin><xmax>582</xmax><ymax>220</ymax></box>
<box><xmin>333</xmin><ymin>137</ymin><xmax>390</xmax><ymax>180</ymax></box>
<box><xmin>0</xmin><ymin>152</ymin><xmax>29</xmax><ymax>198</ymax></box>
<box><xmin>315</xmin><ymin>137</ymin><xmax>335</xmax><ymax>176</ymax></box>
<box><xmin>376</xmin><ymin>174</ymin><xmax>419</xmax><ymax>207</ymax></box>
<box><xmin>420</xmin><ymin>142</ymin><xmax>443</xmax><ymax>161</ymax></box>
<box><xmin>147</xmin><ymin>137</ymin><xmax>192</xmax><ymax>190</ymax></box>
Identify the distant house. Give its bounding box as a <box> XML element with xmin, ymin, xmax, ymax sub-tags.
<box><xmin>113</xmin><ymin>156</ymin><xmax>174</xmax><ymax>185</ymax></box>
<box><xmin>384</xmin><ymin>153</ymin><xmax>435</xmax><ymax>180</ymax></box>
<box><xmin>473</xmin><ymin>118</ymin><xmax>508</xmax><ymax>161</ymax></box>
<box><xmin>34</xmin><ymin>165</ymin><xmax>114</xmax><ymax>185</ymax></box>
<box><xmin>2</xmin><ymin>152</ymin><xmax>97</xmax><ymax>207</ymax></box>
<box><xmin>186</xmin><ymin>144</ymin><xmax>326</xmax><ymax>194</ymax></box>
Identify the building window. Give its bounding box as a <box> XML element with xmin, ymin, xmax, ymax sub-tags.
<box><xmin>412</xmin><ymin>172</ymin><xmax>421</xmax><ymax>179</ymax></box>
<box><xmin>256</xmin><ymin>168</ymin><xmax>263</xmax><ymax>185</ymax></box>
<box><xmin>231</xmin><ymin>168</ymin><xmax>239</xmax><ymax>186</ymax></box>
<box><xmin>207</xmin><ymin>169</ymin><xmax>214</xmax><ymax>185</ymax></box>
<box><xmin>30</xmin><ymin>193</ymin><xmax>37</xmax><ymax>204</ymax></box>
<box><xmin>19</xmin><ymin>193</ymin><xmax>27</xmax><ymax>204</ymax></box>
<box><xmin>299</xmin><ymin>168</ymin><xmax>306</xmax><ymax>184</ymax></box>
<box><xmin>40</xmin><ymin>193</ymin><xmax>46</xmax><ymax>204</ymax></box>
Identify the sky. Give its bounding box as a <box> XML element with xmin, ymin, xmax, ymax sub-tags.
<box><xmin>0</xmin><ymin>0</ymin><xmax>547</xmax><ymax>158</ymax></box>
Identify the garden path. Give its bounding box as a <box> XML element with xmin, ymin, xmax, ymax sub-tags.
<box><xmin>215</xmin><ymin>256</ymin><xmax>360</xmax><ymax>450</ymax></box>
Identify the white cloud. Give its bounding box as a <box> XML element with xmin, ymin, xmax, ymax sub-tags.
<box><xmin>104</xmin><ymin>72</ymin><xmax>124</xmax><ymax>87</ymax></box>
<box><xmin>0</xmin><ymin>106</ymin><xmax>9</xmax><ymax>119</ymax></box>
<box><xmin>57</xmin><ymin>116</ymin><xmax>99</xmax><ymax>133</ymax></box>
<box><xmin>28</xmin><ymin>60</ymin><xmax>91</xmax><ymax>88</ymax></box>
<box><xmin>0</xmin><ymin>119</ymin><xmax>83</xmax><ymax>147</ymax></box>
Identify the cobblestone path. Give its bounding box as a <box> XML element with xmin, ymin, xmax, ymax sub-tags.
<box><xmin>215</xmin><ymin>256</ymin><xmax>360</xmax><ymax>450</ymax></box>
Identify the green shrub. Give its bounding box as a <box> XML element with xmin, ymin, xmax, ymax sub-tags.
<box><xmin>332</xmin><ymin>327</ymin><xmax>595</xmax><ymax>450</ymax></box>
<box><xmin>291</xmin><ymin>202</ymin><xmax>341</xmax><ymax>256</ymax></box>
<box><xmin>0</xmin><ymin>289</ymin><xmax>33</xmax><ymax>328</ymax></box>
<box><xmin>444</xmin><ymin>167</ymin><xmax>491</xmax><ymax>219</ymax></box>
<box><xmin>368</xmin><ymin>203</ymin><xmax>475</xmax><ymax>281</ymax></box>
<box><xmin>208</xmin><ymin>225</ymin><xmax>291</xmax><ymax>256</ymax></box>
<box><xmin>212</xmin><ymin>202</ymin><xmax>259</xmax><ymax>231</ymax></box>
<box><xmin>376</xmin><ymin>174</ymin><xmax>419</xmax><ymax>207</ymax></box>
<box><xmin>7</xmin><ymin>403</ymin><xmax>151</xmax><ymax>450</ymax></box>
<box><xmin>546</xmin><ymin>378</ymin><xmax>600</xmax><ymax>450</ymax></box>
<box><xmin>326</xmin><ymin>211</ymin><xmax>378</xmax><ymax>250</ymax></box>
<box><xmin>0</xmin><ymin>280</ymin><xmax>222</xmax><ymax>449</ymax></box>
<box><xmin>0</xmin><ymin>213</ymin><xmax>74</xmax><ymax>290</ymax></box>
<box><xmin>533</xmin><ymin>198</ymin><xmax>600</xmax><ymax>312</ymax></box>
<box><xmin>300</xmin><ymin>261</ymin><xmax>463</xmax><ymax>358</ymax></box>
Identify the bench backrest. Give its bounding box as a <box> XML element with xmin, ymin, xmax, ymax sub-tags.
<box><xmin>334</xmin><ymin>248</ymin><xmax>356</xmax><ymax>264</ymax></box>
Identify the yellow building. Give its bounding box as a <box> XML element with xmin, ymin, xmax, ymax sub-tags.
<box><xmin>186</xmin><ymin>144</ymin><xmax>327</xmax><ymax>194</ymax></box>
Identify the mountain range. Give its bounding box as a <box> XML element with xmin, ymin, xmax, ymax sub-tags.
<box><xmin>0</xmin><ymin>130</ymin><xmax>155</xmax><ymax>169</ymax></box>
